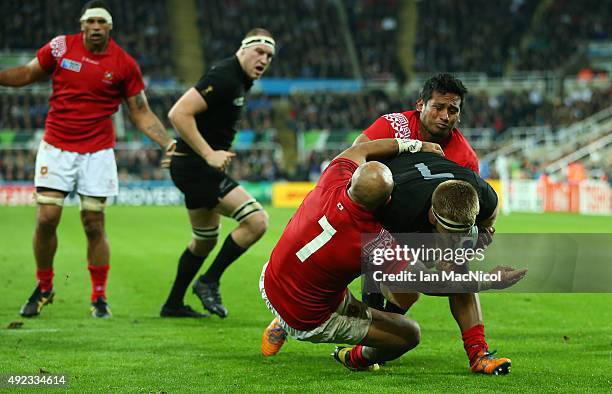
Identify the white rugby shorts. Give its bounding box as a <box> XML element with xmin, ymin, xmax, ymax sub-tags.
<box><xmin>34</xmin><ymin>140</ymin><xmax>119</xmax><ymax>197</ymax></box>
<box><xmin>259</xmin><ymin>263</ymin><xmax>372</xmax><ymax>345</ymax></box>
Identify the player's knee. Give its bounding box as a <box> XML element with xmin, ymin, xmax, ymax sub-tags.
<box><xmin>36</xmin><ymin>210</ymin><xmax>61</xmax><ymax>233</ymax></box>
<box><xmin>81</xmin><ymin>214</ymin><xmax>105</xmax><ymax>241</ymax></box>
<box><xmin>231</xmin><ymin>199</ymin><xmax>267</xmax><ymax>235</ymax></box>
<box><xmin>250</xmin><ymin>210</ymin><xmax>269</xmax><ymax>237</ymax></box>
<box><xmin>402</xmin><ymin>319</ymin><xmax>421</xmax><ymax>350</ymax></box>
<box><xmin>240</xmin><ymin>210</ymin><xmax>268</xmax><ymax>239</ymax></box>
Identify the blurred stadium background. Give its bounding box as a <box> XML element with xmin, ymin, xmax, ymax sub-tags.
<box><xmin>1</xmin><ymin>1</ymin><xmax>611</xmax><ymax>391</ymax></box>
<box><xmin>0</xmin><ymin>0</ymin><xmax>610</xmax><ymax>214</ymax></box>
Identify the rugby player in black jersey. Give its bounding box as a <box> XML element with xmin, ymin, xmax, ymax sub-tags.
<box><xmin>376</xmin><ymin>152</ymin><xmax>526</xmax><ymax>374</ymax></box>
<box><xmin>161</xmin><ymin>28</ymin><xmax>275</xmax><ymax>318</ymax></box>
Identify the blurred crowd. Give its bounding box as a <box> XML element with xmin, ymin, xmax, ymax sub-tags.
<box><xmin>198</xmin><ymin>0</ymin><xmax>353</xmax><ymax>78</ymax></box>
<box><xmin>2</xmin><ymin>84</ymin><xmax>611</xmax><ymax>182</ymax></box>
<box><xmin>414</xmin><ymin>0</ymin><xmax>538</xmax><ymax>76</ymax></box>
<box><xmin>517</xmin><ymin>0</ymin><xmax>611</xmax><ymax>71</ymax></box>
<box><xmin>346</xmin><ymin>0</ymin><xmax>401</xmax><ymax>80</ymax></box>
<box><xmin>1</xmin><ymin>0</ymin><xmax>609</xmax><ymax>82</ymax></box>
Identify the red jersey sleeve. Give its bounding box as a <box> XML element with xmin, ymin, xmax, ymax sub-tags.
<box><xmin>122</xmin><ymin>55</ymin><xmax>145</xmax><ymax>98</ymax></box>
<box><xmin>317</xmin><ymin>157</ymin><xmax>358</xmax><ymax>190</ymax></box>
<box><xmin>468</xmin><ymin>155</ymin><xmax>480</xmax><ymax>174</ymax></box>
<box><xmin>362</xmin><ymin>116</ymin><xmax>394</xmax><ymax>140</ymax></box>
<box><xmin>36</xmin><ymin>36</ymin><xmax>64</xmax><ymax>73</ymax></box>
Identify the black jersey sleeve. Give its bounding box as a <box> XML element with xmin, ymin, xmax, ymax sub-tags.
<box><xmin>194</xmin><ymin>70</ymin><xmax>235</xmax><ymax>108</ymax></box>
<box><xmin>475</xmin><ymin>176</ymin><xmax>498</xmax><ymax>222</ymax></box>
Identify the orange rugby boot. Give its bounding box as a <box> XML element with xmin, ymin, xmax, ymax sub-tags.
<box><xmin>261</xmin><ymin>318</ymin><xmax>288</xmax><ymax>357</ymax></box>
<box><xmin>470</xmin><ymin>350</ymin><xmax>511</xmax><ymax>375</ymax></box>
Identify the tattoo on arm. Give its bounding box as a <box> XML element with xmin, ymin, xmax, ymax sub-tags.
<box><xmin>133</xmin><ymin>92</ymin><xmax>147</xmax><ymax>110</ymax></box>
<box><xmin>145</xmin><ymin>123</ymin><xmax>168</xmax><ymax>140</ymax></box>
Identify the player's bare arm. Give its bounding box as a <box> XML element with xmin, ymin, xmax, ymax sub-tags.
<box><xmin>340</xmin><ymin>138</ymin><xmax>444</xmax><ymax>165</ymax></box>
<box><xmin>125</xmin><ymin>91</ymin><xmax>174</xmax><ymax>149</ymax></box>
<box><xmin>384</xmin><ymin>260</ymin><xmax>527</xmax><ymax>300</ymax></box>
<box><xmin>352</xmin><ymin>133</ymin><xmax>371</xmax><ymax>146</ymax></box>
<box><xmin>0</xmin><ymin>58</ymin><xmax>48</xmax><ymax>87</ymax></box>
<box><xmin>167</xmin><ymin>87</ymin><xmax>235</xmax><ymax>171</ymax></box>
<box><xmin>352</xmin><ymin>133</ymin><xmax>444</xmax><ymax>156</ymax></box>
<box><xmin>338</xmin><ymin>138</ymin><xmax>402</xmax><ymax>164</ymax></box>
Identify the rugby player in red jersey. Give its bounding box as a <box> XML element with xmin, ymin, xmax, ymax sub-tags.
<box><xmin>260</xmin><ymin>138</ymin><xmax>444</xmax><ymax>370</ymax></box>
<box><xmin>0</xmin><ymin>1</ymin><xmax>175</xmax><ymax>318</ymax></box>
<box><xmin>355</xmin><ymin>73</ymin><xmax>478</xmax><ymax>172</ymax></box>
<box><xmin>354</xmin><ymin>73</ymin><xmax>507</xmax><ymax>374</ymax></box>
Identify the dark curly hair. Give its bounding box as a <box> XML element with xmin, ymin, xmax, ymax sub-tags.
<box><xmin>419</xmin><ymin>73</ymin><xmax>468</xmax><ymax>110</ymax></box>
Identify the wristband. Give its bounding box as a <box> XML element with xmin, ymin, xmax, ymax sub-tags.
<box><xmin>165</xmin><ymin>139</ymin><xmax>177</xmax><ymax>152</ymax></box>
<box><xmin>396</xmin><ymin>139</ymin><xmax>422</xmax><ymax>154</ymax></box>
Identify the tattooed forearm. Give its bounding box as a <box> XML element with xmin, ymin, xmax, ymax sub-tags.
<box><xmin>142</xmin><ymin>121</ymin><xmax>171</xmax><ymax>147</ymax></box>
<box><xmin>145</xmin><ymin>122</ymin><xmax>168</xmax><ymax>139</ymax></box>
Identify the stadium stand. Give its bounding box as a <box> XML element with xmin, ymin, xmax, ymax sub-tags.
<box><xmin>197</xmin><ymin>0</ymin><xmax>354</xmax><ymax>78</ymax></box>
<box><xmin>345</xmin><ymin>0</ymin><xmax>402</xmax><ymax>80</ymax></box>
<box><xmin>413</xmin><ymin>0</ymin><xmax>539</xmax><ymax>76</ymax></box>
<box><xmin>0</xmin><ymin>0</ymin><xmax>610</xmax><ymax>192</ymax></box>
<box><xmin>517</xmin><ymin>0</ymin><xmax>611</xmax><ymax>71</ymax></box>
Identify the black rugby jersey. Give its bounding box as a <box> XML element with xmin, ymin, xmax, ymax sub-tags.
<box><xmin>176</xmin><ymin>55</ymin><xmax>253</xmax><ymax>154</ymax></box>
<box><xmin>379</xmin><ymin>152</ymin><xmax>498</xmax><ymax>233</ymax></box>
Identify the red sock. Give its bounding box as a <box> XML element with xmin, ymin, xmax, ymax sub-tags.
<box><xmin>36</xmin><ymin>267</ymin><xmax>54</xmax><ymax>293</ymax></box>
<box><xmin>462</xmin><ymin>324</ymin><xmax>488</xmax><ymax>364</ymax></box>
<box><xmin>88</xmin><ymin>264</ymin><xmax>109</xmax><ymax>302</ymax></box>
<box><xmin>348</xmin><ymin>345</ymin><xmax>369</xmax><ymax>368</ymax></box>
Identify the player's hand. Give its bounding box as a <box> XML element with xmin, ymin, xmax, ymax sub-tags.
<box><xmin>421</xmin><ymin>142</ymin><xmax>445</xmax><ymax>156</ymax></box>
<box><xmin>488</xmin><ymin>265</ymin><xmax>528</xmax><ymax>289</ymax></box>
<box><xmin>476</xmin><ymin>226</ymin><xmax>495</xmax><ymax>250</ymax></box>
<box><xmin>161</xmin><ymin>139</ymin><xmax>177</xmax><ymax>169</ymax></box>
<box><xmin>205</xmin><ymin>150</ymin><xmax>236</xmax><ymax>171</ymax></box>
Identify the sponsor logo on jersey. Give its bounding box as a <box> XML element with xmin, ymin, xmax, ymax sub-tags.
<box><xmin>201</xmin><ymin>85</ymin><xmax>214</xmax><ymax>96</ymax></box>
<box><xmin>40</xmin><ymin>166</ymin><xmax>48</xmax><ymax>175</ymax></box>
<box><xmin>60</xmin><ymin>58</ymin><xmax>82</xmax><ymax>73</ymax></box>
<box><xmin>382</xmin><ymin>113</ymin><xmax>411</xmax><ymax>138</ymax></box>
<box><xmin>50</xmin><ymin>35</ymin><xmax>67</xmax><ymax>58</ymax></box>
<box><xmin>233</xmin><ymin>96</ymin><xmax>245</xmax><ymax>106</ymax></box>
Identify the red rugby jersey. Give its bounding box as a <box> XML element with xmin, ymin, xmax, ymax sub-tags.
<box><xmin>264</xmin><ymin>158</ymin><xmax>382</xmax><ymax>331</ymax></box>
<box><xmin>37</xmin><ymin>33</ymin><xmax>145</xmax><ymax>153</ymax></box>
<box><xmin>363</xmin><ymin>110</ymin><xmax>479</xmax><ymax>173</ymax></box>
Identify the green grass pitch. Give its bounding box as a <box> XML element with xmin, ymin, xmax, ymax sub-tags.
<box><xmin>0</xmin><ymin>206</ymin><xmax>611</xmax><ymax>392</ymax></box>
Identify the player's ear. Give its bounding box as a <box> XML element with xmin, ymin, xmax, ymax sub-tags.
<box><xmin>416</xmin><ymin>98</ymin><xmax>424</xmax><ymax>112</ymax></box>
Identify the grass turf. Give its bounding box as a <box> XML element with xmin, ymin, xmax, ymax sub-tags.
<box><xmin>0</xmin><ymin>207</ymin><xmax>611</xmax><ymax>392</ymax></box>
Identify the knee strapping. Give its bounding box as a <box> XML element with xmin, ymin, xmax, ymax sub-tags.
<box><xmin>230</xmin><ymin>199</ymin><xmax>263</xmax><ymax>222</ymax></box>
<box><xmin>34</xmin><ymin>193</ymin><xmax>65</xmax><ymax>207</ymax></box>
<box><xmin>79</xmin><ymin>195</ymin><xmax>106</xmax><ymax>212</ymax></box>
<box><xmin>192</xmin><ymin>224</ymin><xmax>220</xmax><ymax>240</ymax></box>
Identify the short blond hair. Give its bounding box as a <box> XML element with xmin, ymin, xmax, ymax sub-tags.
<box><xmin>244</xmin><ymin>27</ymin><xmax>274</xmax><ymax>40</ymax></box>
<box><xmin>432</xmin><ymin>180</ymin><xmax>479</xmax><ymax>227</ymax></box>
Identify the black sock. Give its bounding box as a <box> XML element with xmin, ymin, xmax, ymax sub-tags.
<box><xmin>384</xmin><ymin>300</ymin><xmax>408</xmax><ymax>315</ymax></box>
<box><xmin>199</xmin><ymin>234</ymin><xmax>245</xmax><ymax>284</ymax></box>
<box><xmin>164</xmin><ymin>248</ymin><xmax>205</xmax><ymax>308</ymax></box>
